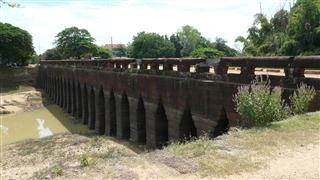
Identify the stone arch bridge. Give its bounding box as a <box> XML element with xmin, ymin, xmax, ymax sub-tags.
<box><xmin>38</xmin><ymin>56</ymin><xmax>320</xmax><ymax>147</ymax></box>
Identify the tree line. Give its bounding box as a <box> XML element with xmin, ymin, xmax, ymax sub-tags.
<box><xmin>0</xmin><ymin>0</ymin><xmax>319</xmax><ymax>66</ymax></box>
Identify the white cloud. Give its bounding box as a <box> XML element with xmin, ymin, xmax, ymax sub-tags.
<box><xmin>1</xmin><ymin>0</ymin><xmax>291</xmax><ymax>54</ymax></box>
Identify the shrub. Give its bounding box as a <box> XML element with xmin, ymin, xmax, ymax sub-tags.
<box><xmin>50</xmin><ymin>166</ymin><xmax>63</xmax><ymax>176</ymax></box>
<box><xmin>233</xmin><ymin>80</ymin><xmax>290</xmax><ymax>126</ymax></box>
<box><xmin>79</xmin><ymin>154</ymin><xmax>90</xmax><ymax>167</ymax></box>
<box><xmin>290</xmin><ymin>83</ymin><xmax>316</xmax><ymax>115</ymax></box>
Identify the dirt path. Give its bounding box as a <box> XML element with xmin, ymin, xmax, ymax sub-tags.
<box><xmin>229</xmin><ymin>143</ymin><xmax>320</xmax><ymax>179</ymax></box>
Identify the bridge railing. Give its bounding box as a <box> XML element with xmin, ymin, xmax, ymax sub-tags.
<box><xmin>215</xmin><ymin>56</ymin><xmax>320</xmax><ymax>79</ymax></box>
<box><xmin>40</xmin><ymin>56</ymin><xmax>320</xmax><ymax>78</ymax></box>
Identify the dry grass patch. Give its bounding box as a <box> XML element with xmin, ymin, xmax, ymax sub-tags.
<box><xmin>164</xmin><ymin>111</ymin><xmax>320</xmax><ymax>177</ymax></box>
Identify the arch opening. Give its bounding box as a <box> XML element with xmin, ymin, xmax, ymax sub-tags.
<box><xmin>179</xmin><ymin>106</ymin><xmax>197</xmax><ymax>141</ymax></box>
<box><xmin>109</xmin><ymin>90</ymin><xmax>117</xmax><ymax>136</ymax></box>
<box><xmin>121</xmin><ymin>92</ymin><xmax>130</xmax><ymax>139</ymax></box>
<box><xmin>97</xmin><ymin>88</ymin><xmax>106</xmax><ymax>134</ymax></box>
<box><xmin>155</xmin><ymin>103</ymin><xmax>168</xmax><ymax>147</ymax></box>
<box><xmin>211</xmin><ymin>107</ymin><xmax>230</xmax><ymax>138</ymax></box>
<box><xmin>136</xmin><ymin>96</ymin><xmax>146</xmax><ymax>143</ymax></box>
<box><xmin>77</xmin><ymin>82</ymin><xmax>82</xmax><ymax>118</ymax></box>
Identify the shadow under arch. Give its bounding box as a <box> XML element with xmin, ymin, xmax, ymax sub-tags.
<box><xmin>179</xmin><ymin>105</ymin><xmax>197</xmax><ymax>141</ymax></box>
<box><xmin>96</xmin><ymin>87</ymin><xmax>106</xmax><ymax>135</ymax></box>
<box><xmin>109</xmin><ymin>90</ymin><xmax>117</xmax><ymax>136</ymax></box>
<box><xmin>155</xmin><ymin>102</ymin><xmax>168</xmax><ymax>147</ymax></box>
<box><xmin>211</xmin><ymin>107</ymin><xmax>230</xmax><ymax>138</ymax></box>
<box><xmin>136</xmin><ymin>95</ymin><xmax>146</xmax><ymax>144</ymax></box>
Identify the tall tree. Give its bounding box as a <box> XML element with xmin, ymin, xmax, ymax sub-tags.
<box><xmin>55</xmin><ymin>27</ymin><xmax>96</xmax><ymax>59</ymax></box>
<box><xmin>0</xmin><ymin>23</ymin><xmax>34</xmax><ymax>66</ymax></box>
<box><xmin>170</xmin><ymin>34</ymin><xmax>182</xmax><ymax>57</ymax></box>
<box><xmin>128</xmin><ymin>32</ymin><xmax>175</xmax><ymax>58</ymax></box>
<box><xmin>177</xmin><ymin>25</ymin><xmax>206</xmax><ymax>57</ymax></box>
<box><xmin>236</xmin><ymin>0</ymin><xmax>320</xmax><ymax>56</ymax></box>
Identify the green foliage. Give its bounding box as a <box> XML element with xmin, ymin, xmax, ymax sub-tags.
<box><xmin>233</xmin><ymin>80</ymin><xmax>290</xmax><ymax>126</ymax></box>
<box><xmin>128</xmin><ymin>32</ymin><xmax>175</xmax><ymax>58</ymax></box>
<box><xmin>55</xmin><ymin>27</ymin><xmax>96</xmax><ymax>59</ymax></box>
<box><xmin>79</xmin><ymin>154</ymin><xmax>90</xmax><ymax>167</ymax></box>
<box><xmin>0</xmin><ymin>23</ymin><xmax>35</xmax><ymax>66</ymax></box>
<box><xmin>50</xmin><ymin>166</ymin><xmax>63</xmax><ymax>176</ymax></box>
<box><xmin>290</xmin><ymin>83</ymin><xmax>316</xmax><ymax>115</ymax></box>
<box><xmin>177</xmin><ymin>25</ymin><xmax>206</xmax><ymax>57</ymax></box>
<box><xmin>237</xmin><ymin>0</ymin><xmax>320</xmax><ymax>56</ymax></box>
<box><xmin>191</xmin><ymin>47</ymin><xmax>224</xmax><ymax>59</ymax></box>
<box><xmin>170</xmin><ymin>34</ymin><xmax>183</xmax><ymax>57</ymax></box>
<box><xmin>93</xmin><ymin>46</ymin><xmax>111</xmax><ymax>58</ymax></box>
<box><xmin>41</xmin><ymin>48</ymin><xmax>63</xmax><ymax>60</ymax></box>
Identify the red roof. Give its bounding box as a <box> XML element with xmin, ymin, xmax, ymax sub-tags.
<box><xmin>103</xmin><ymin>44</ymin><xmax>125</xmax><ymax>49</ymax></box>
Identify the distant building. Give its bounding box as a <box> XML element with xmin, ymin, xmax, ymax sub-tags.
<box><xmin>103</xmin><ymin>44</ymin><xmax>127</xmax><ymax>57</ymax></box>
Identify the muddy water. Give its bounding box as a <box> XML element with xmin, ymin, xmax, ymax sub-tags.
<box><xmin>0</xmin><ymin>105</ymin><xmax>92</xmax><ymax>145</ymax></box>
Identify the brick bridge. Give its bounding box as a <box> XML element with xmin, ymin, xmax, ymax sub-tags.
<box><xmin>38</xmin><ymin>56</ymin><xmax>320</xmax><ymax>147</ymax></box>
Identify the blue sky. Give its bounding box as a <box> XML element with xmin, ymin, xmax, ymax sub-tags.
<box><xmin>1</xmin><ymin>0</ymin><xmax>292</xmax><ymax>54</ymax></box>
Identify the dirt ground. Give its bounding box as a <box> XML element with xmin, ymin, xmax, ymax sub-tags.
<box><xmin>229</xmin><ymin>143</ymin><xmax>320</xmax><ymax>179</ymax></box>
<box><xmin>1</xmin><ymin>133</ymin><xmax>319</xmax><ymax>179</ymax></box>
<box><xmin>0</xmin><ymin>88</ymin><xmax>44</xmax><ymax>115</ymax></box>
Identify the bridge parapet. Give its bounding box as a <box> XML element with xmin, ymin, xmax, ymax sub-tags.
<box><xmin>215</xmin><ymin>56</ymin><xmax>320</xmax><ymax>80</ymax></box>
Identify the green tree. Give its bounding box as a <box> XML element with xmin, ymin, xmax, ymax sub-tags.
<box><xmin>169</xmin><ymin>34</ymin><xmax>182</xmax><ymax>57</ymax></box>
<box><xmin>0</xmin><ymin>23</ymin><xmax>34</xmax><ymax>66</ymax></box>
<box><xmin>191</xmin><ymin>47</ymin><xmax>224</xmax><ymax>59</ymax></box>
<box><xmin>236</xmin><ymin>0</ymin><xmax>320</xmax><ymax>56</ymax></box>
<box><xmin>177</xmin><ymin>25</ymin><xmax>206</xmax><ymax>57</ymax></box>
<box><xmin>213</xmin><ymin>38</ymin><xmax>238</xmax><ymax>56</ymax></box>
<box><xmin>128</xmin><ymin>32</ymin><xmax>175</xmax><ymax>58</ymax></box>
<box><xmin>93</xmin><ymin>46</ymin><xmax>111</xmax><ymax>58</ymax></box>
<box><xmin>55</xmin><ymin>27</ymin><xmax>96</xmax><ymax>59</ymax></box>
<box><xmin>285</xmin><ymin>0</ymin><xmax>320</xmax><ymax>55</ymax></box>
<box><xmin>41</xmin><ymin>48</ymin><xmax>63</xmax><ymax>60</ymax></box>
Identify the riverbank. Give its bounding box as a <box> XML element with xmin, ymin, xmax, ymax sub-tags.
<box><xmin>1</xmin><ymin>111</ymin><xmax>319</xmax><ymax>179</ymax></box>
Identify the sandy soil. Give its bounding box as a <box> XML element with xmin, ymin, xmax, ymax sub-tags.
<box><xmin>228</xmin><ymin>143</ymin><xmax>320</xmax><ymax>179</ymax></box>
<box><xmin>0</xmin><ymin>89</ymin><xmax>44</xmax><ymax>115</ymax></box>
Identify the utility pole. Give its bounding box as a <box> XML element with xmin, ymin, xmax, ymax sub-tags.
<box><xmin>111</xmin><ymin>36</ymin><xmax>113</xmax><ymax>48</ymax></box>
<box><xmin>38</xmin><ymin>41</ymin><xmax>41</xmax><ymax>55</ymax></box>
<box><xmin>259</xmin><ymin>1</ymin><xmax>262</xmax><ymax>14</ymax></box>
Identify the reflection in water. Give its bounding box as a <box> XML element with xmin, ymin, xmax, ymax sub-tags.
<box><xmin>0</xmin><ymin>125</ymin><xmax>9</xmax><ymax>135</ymax></box>
<box><xmin>36</xmin><ymin>118</ymin><xmax>53</xmax><ymax>138</ymax></box>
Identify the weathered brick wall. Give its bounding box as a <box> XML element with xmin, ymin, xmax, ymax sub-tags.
<box><xmin>38</xmin><ymin>57</ymin><xmax>320</xmax><ymax>147</ymax></box>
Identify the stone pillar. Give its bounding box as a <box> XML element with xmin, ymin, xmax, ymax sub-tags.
<box><xmin>104</xmin><ymin>91</ymin><xmax>112</xmax><ymax>136</ymax></box>
<box><xmin>128</xmin><ymin>97</ymin><xmax>139</xmax><ymax>143</ymax></box>
<box><xmin>67</xmin><ymin>81</ymin><xmax>72</xmax><ymax>113</ymax></box>
<box><xmin>165</xmin><ymin>107</ymin><xmax>183</xmax><ymax>141</ymax></box>
<box><xmin>144</xmin><ymin>101</ymin><xmax>158</xmax><ymax>147</ymax></box>
<box><xmin>81</xmin><ymin>84</ymin><xmax>89</xmax><ymax>124</ymax></box>
<box><xmin>115</xmin><ymin>93</ymin><xmax>130</xmax><ymax>139</ymax></box>
<box><xmin>95</xmin><ymin>89</ymin><xmax>105</xmax><ymax>135</ymax></box>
